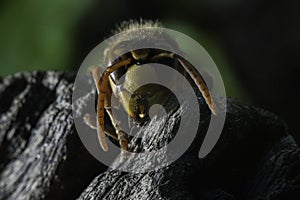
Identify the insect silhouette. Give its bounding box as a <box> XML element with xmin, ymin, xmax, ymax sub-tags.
<box><xmin>84</xmin><ymin>20</ymin><xmax>219</xmax><ymax>152</ymax></box>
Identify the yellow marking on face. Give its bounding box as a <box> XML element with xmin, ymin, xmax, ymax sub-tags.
<box><xmin>139</xmin><ymin>113</ymin><xmax>146</xmax><ymax>118</ymax></box>
<box><xmin>123</xmin><ymin>64</ymin><xmax>158</xmax><ymax>93</ymax></box>
<box><xmin>131</xmin><ymin>49</ymin><xmax>150</xmax><ymax>61</ymax></box>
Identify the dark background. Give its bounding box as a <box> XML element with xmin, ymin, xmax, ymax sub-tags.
<box><xmin>0</xmin><ymin>0</ymin><xmax>299</xmax><ymax>144</ymax></box>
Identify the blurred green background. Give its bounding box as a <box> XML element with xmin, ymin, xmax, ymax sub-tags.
<box><xmin>0</xmin><ymin>0</ymin><xmax>247</xmax><ymax>101</ymax></box>
<box><xmin>0</xmin><ymin>0</ymin><xmax>94</xmax><ymax>75</ymax></box>
<box><xmin>0</xmin><ymin>0</ymin><xmax>299</xmax><ymax>143</ymax></box>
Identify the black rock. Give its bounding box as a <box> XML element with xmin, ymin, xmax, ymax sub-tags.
<box><xmin>0</xmin><ymin>71</ymin><xmax>299</xmax><ymax>200</ymax></box>
<box><xmin>0</xmin><ymin>72</ymin><xmax>105</xmax><ymax>200</ymax></box>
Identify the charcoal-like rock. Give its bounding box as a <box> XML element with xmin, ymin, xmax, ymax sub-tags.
<box><xmin>0</xmin><ymin>71</ymin><xmax>299</xmax><ymax>200</ymax></box>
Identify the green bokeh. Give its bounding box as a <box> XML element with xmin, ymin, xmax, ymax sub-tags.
<box><xmin>0</xmin><ymin>0</ymin><xmax>94</xmax><ymax>76</ymax></box>
<box><xmin>0</xmin><ymin>1</ymin><xmax>248</xmax><ymax>101</ymax></box>
<box><xmin>166</xmin><ymin>20</ymin><xmax>249</xmax><ymax>101</ymax></box>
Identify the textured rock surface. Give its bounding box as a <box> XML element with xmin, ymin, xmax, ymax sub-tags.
<box><xmin>0</xmin><ymin>72</ymin><xmax>105</xmax><ymax>200</ymax></box>
<box><xmin>0</xmin><ymin>71</ymin><xmax>299</xmax><ymax>200</ymax></box>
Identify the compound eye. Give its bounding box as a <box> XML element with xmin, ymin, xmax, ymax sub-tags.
<box><xmin>147</xmin><ymin>91</ymin><xmax>154</xmax><ymax>98</ymax></box>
